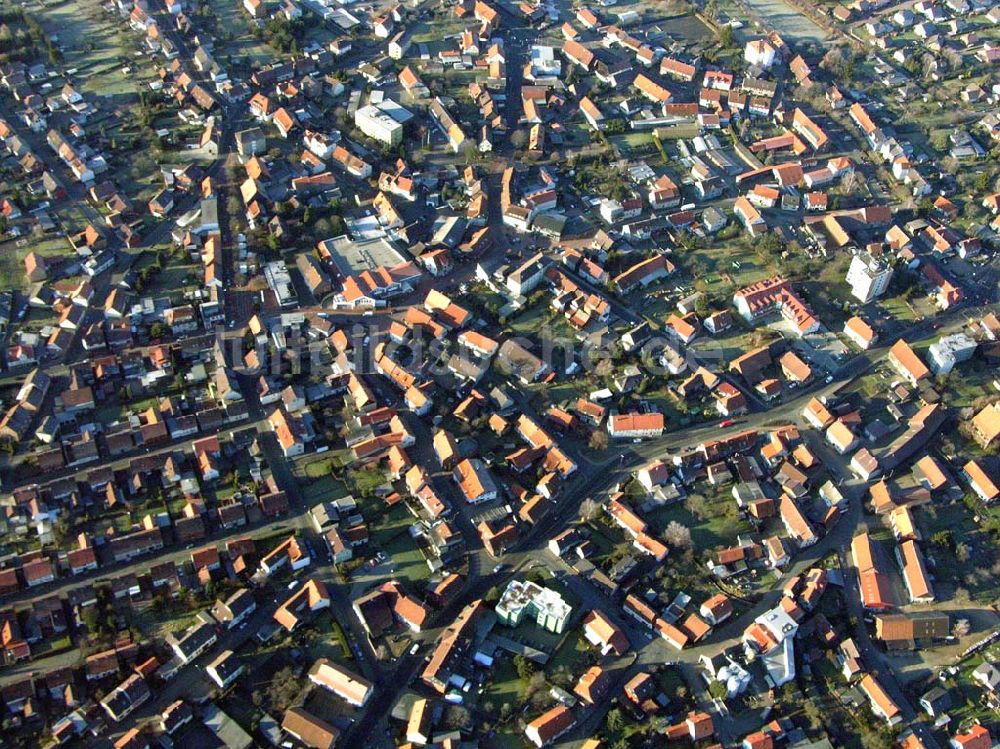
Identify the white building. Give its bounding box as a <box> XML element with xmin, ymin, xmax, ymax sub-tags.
<box><xmin>205</xmin><ymin>650</ymin><xmax>244</xmax><ymax>689</ymax></box>
<box><xmin>744</xmin><ymin>39</ymin><xmax>777</xmax><ymax>68</ymax></box>
<box><xmin>743</xmin><ymin>606</ymin><xmax>798</xmax><ymax>687</ymax></box>
<box><xmin>529</xmin><ymin>45</ymin><xmax>561</xmax><ymax>78</ymax></box>
<box><xmin>846</xmin><ymin>250</ymin><xmax>894</xmax><ymax>303</ymax></box>
<box><xmin>354</xmin><ymin>104</ymin><xmax>404</xmax><ymax>146</ymax></box>
<box><xmin>495</xmin><ymin>580</ymin><xmax>573</xmax><ymax>634</ymax></box>
<box><xmin>927</xmin><ymin>332</ymin><xmax>977</xmax><ymax>375</ymax></box>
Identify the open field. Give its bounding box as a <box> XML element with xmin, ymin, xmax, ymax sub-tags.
<box><xmin>42</xmin><ymin>0</ymin><xmax>156</xmax><ymax>97</ymax></box>
<box><xmin>739</xmin><ymin>0</ymin><xmax>829</xmax><ymax>42</ymax></box>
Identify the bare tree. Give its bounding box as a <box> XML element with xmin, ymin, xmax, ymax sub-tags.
<box><xmin>941</xmin><ymin>156</ymin><xmax>960</xmax><ymax>175</ymax></box>
<box><xmin>953</xmin><ymin>619</ymin><xmax>971</xmax><ymax>638</ymax></box>
<box><xmin>841</xmin><ymin>169</ymin><xmax>860</xmax><ymax>194</ymax></box>
<box><xmin>820</xmin><ymin>46</ymin><xmax>844</xmax><ymax>75</ymax></box>
<box><xmin>687</xmin><ymin>494</ymin><xmax>708</xmax><ymax>519</ymax></box>
<box><xmin>588</xmin><ymin>430</ymin><xmax>609</xmax><ymax>451</ymax></box>
<box><xmin>942</xmin><ymin>48</ymin><xmax>964</xmax><ymax>70</ymax></box>
<box><xmin>664</xmin><ymin>521</ymin><xmax>692</xmax><ymax>550</ymax></box>
<box><xmin>579</xmin><ymin>498</ymin><xmax>601</xmax><ymax>522</ymax></box>
<box><xmin>921</xmin><ymin>53</ymin><xmax>937</xmax><ymax>81</ymax></box>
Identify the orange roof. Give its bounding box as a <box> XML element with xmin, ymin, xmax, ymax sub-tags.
<box><xmin>972</xmin><ymin>402</ymin><xmax>1000</xmax><ymax>446</ymax></box>
<box><xmin>582</xmin><ymin>610</ymin><xmax>629</xmax><ymax>655</ymax></box>
<box><xmin>965</xmin><ymin>459</ymin><xmax>999</xmax><ymax>500</ymax></box>
<box><xmin>680</xmin><ymin>613</ymin><xmax>711</xmax><ymax>641</ymax></box>
<box><xmin>268</xmin><ymin>407</ymin><xmax>300</xmax><ymax>451</ymax></box>
<box><xmin>890</xmin><ymin>505</ymin><xmax>918</xmax><ymax>540</ymax></box>
<box><xmin>851</xmin><ymin>532</ymin><xmax>878</xmax><ymax>572</ymax></box>
<box><xmin>914</xmin><ymin>455</ymin><xmax>948</xmax><ymax>490</ymax></box>
<box><xmin>953</xmin><ymin>725</ymin><xmax>992</xmax><ymax>749</ymax></box>
<box><xmin>398</xmin><ymin>65</ymin><xmax>422</xmax><ymax>90</ymax></box>
<box><xmin>526</xmin><ymin>706</ymin><xmax>575</xmax><ymax>744</ymax></box>
<box><xmin>850</xmin><ymin>102</ymin><xmax>877</xmax><ymax>134</ymax></box>
<box><xmin>607</xmin><ymin>498</ymin><xmax>647</xmax><ymax>535</ymax></box>
<box><xmin>899</xmin><ymin>540</ymin><xmax>933</xmax><ymax>601</ymax></box>
<box><xmin>845</xmin><ymin>316</ymin><xmax>876</xmax><ymax>344</ymax></box>
<box><xmin>792</xmin><ymin>107</ymin><xmax>828</xmax><ymax>149</ymax></box>
<box><xmin>656</xmin><ymin>618</ymin><xmax>690</xmax><ymax>648</ymax></box>
<box><xmin>610</xmin><ymin>412</ymin><xmax>664</xmax><ymax>434</ymax></box>
<box><xmin>634</xmin><ymin>73</ymin><xmax>672</xmax><ymax>103</ymax></box>
<box><xmin>744</xmin><ymin>731</ymin><xmax>775</xmax><ymax>749</ymax></box>
<box><xmin>778</xmin><ymin>350</ymin><xmax>811</xmax><ymax>382</ymax></box>
<box><xmin>780</xmin><ymin>496</ymin><xmax>815</xmax><ymax>543</ymax></box>
<box><xmin>308</xmin><ymin>657</ymin><xmax>372</xmax><ymax>706</ymax></box>
<box><xmin>889</xmin><ymin>339</ymin><xmax>929</xmax><ymax>382</ymax></box>
<box><xmin>453</xmin><ymin>458</ymin><xmax>493</xmax><ymax>502</ymax></box>
<box><xmin>860</xmin><ymin>674</ymin><xmax>900</xmax><ymax>720</ymax></box>
<box><xmin>803</xmin><ymin>397</ymin><xmax>834</xmax><ymax>427</ymax></box>
<box><xmin>687</xmin><ymin>711</ymin><xmax>714</xmax><ymax>740</ymax></box>
<box><xmin>573</xmin><ymin>665</ymin><xmax>607</xmax><ymax>704</ymax></box>
<box><xmin>275</xmin><ymin>579</ymin><xmax>329</xmax><ymax>631</ymax></box>
<box><xmin>826</xmin><ymin>419</ymin><xmax>856</xmax><ymax>451</ymax></box>
<box><xmin>458</xmin><ymin>330</ymin><xmax>499</xmax><ymax>355</ymax></box>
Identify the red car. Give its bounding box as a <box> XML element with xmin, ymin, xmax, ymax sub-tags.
<box><xmin>719</xmin><ymin>419</ymin><xmax>735</xmax><ymax>428</ymax></box>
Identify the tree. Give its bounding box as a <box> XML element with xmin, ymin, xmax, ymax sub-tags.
<box><xmin>265</xmin><ymin>666</ymin><xmax>300</xmax><ymax>711</ymax></box>
<box><xmin>588</xmin><ymin>430</ymin><xmax>609</xmax><ymax>451</ymax></box>
<box><xmin>820</xmin><ymin>46</ymin><xmax>845</xmax><ymax>75</ymax></box>
<box><xmin>718</xmin><ymin>25</ymin><xmax>735</xmax><ymax>48</ymax></box>
<box><xmin>859</xmin><ymin>723</ymin><xmax>894</xmax><ymax>749</ymax></box>
<box><xmin>953</xmin><ymin>618</ymin><xmax>971</xmax><ymax>638</ymax></box>
<box><xmin>579</xmin><ymin>498</ymin><xmax>601</xmax><ymax>522</ymax></box>
<box><xmin>524</xmin><ymin>671</ymin><xmax>546</xmax><ymax>699</ymax></box>
<box><xmin>664</xmin><ymin>521</ymin><xmax>692</xmax><ymax>550</ymax></box>
<box><xmin>687</xmin><ymin>494</ymin><xmax>708</xmax><ymax>519</ymax></box>
<box><xmin>513</xmin><ymin>655</ymin><xmax>535</xmax><ymax>681</ymax></box>
<box><xmin>956</xmin><ymin>542</ymin><xmax>971</xmax><ymax>563</ymax></box>
<box><xmin>81</xmin><ymin>606</ymin><xmax>100</xmax><ymax>633</ymax></box>
<box><xmin>707</xmin><ymin>680</ymin><xmax>728</xmax><ymax>700</ymax></box>
<box><xmin>443</xmin><ymin>705</ymin><xmax>470</xmax><ymax>729</ymax></box>
<box><xmin>149</xmin><ymin>322</ymin><xmax>170</xmax><ymax>340</ymax></box>
<box><xmin>931</xmin><ymin>530</ymin><xmax>954</xmax><ymax>549</ymax></box>
<box><xmin>605</xmin><ymin>707</ymin><xmax>624</xmax><ymax>734</ymax></box>
<box><xmin>802</xmin><ymin>698</ymin><xmax>823</xmax><ymax>730</ymax></box>
<box><xmin>754</xmin><ymin>231</ymin><xmax>782</xmax><ymax>263</ymax></box>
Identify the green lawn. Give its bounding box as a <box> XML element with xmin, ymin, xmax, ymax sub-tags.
<box><xmin>371</xmin><ymin>504</ymin><xmax>430</xmax><ymax>586</ymax></box>
<box><xmin>344</xmin><ymin>466</ymin><xmax>388</xmax><ymax>499</ymax></box>
<box><xmin>482</xmin><ymin>657</ymin><xmax>522</xmax><ymax>713</ymax></box>
<box><xmin>506</xmin><ymin>302</ymin><xmax>577</xmax><ymax>341</ymax></box>
<box><xmin>31</xmin><ymin>0</ymin><xmax>159</xmax><ymax>97</ymax></box>
<box><xmin>546</xmin><ymin>631</ymin><xmax>594</xmax><ymax>681</ymax></box>
<box><xmin>610</xmin><ymin>132</ymin><xmax>658</xmax><ymax>159</ymax></box>
<box><xmin>648</xmin><ymin>494</ymin><xmax>750</xmax><ymax>551</ymax></box>
<box><xmin>383</xmin><ymin>532</ymin><xmax>430</xmax><ymax>587</ymax></box>
<box><xmin>202</xmin><ymin>0</ymin><xmax>276</xmax><ymax>67</ymax></box>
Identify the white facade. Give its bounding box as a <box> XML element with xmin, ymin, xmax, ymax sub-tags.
<box><xmin>744</xmin><ymin>40</ymin><xmax>777</xmax><ymax>68</ymax></box>
<box><xmin>354</xmin><ymin>105</ymin><xmax>403</xmax><ymax>146</ymax></box>
<box><xmin>927</xmin><ymin>333</ymin><xmax>977</xmax><ymax>375</ymax></box>
<box><xmin>743</xmin><ymin>606</ymin><xmax>798</xmax><ymax>687</ymax></box>
<box><xmin>846</xmin><ymin>251</ymin><xmax>894</xmax><ymax>303</ymax></box>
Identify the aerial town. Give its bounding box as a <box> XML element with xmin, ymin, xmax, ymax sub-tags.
<box><xmin>0</xmin><ymin>0</ymin><xmax>998</xmax><ymax>744</ymax></box>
